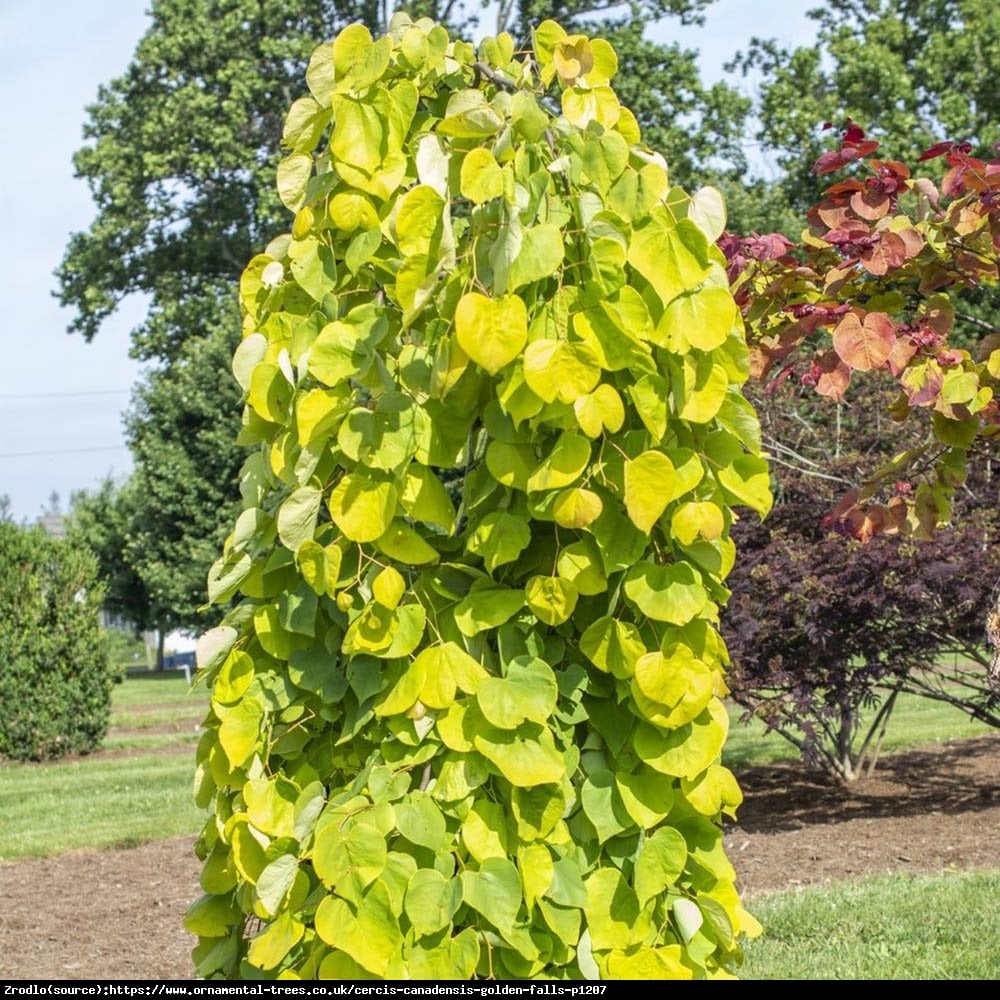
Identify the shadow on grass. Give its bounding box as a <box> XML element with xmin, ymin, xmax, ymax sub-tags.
<box><xmin>732</xmin><ymin>734</ymin><xmax>1000</xmax><ymax>833</ymax></box>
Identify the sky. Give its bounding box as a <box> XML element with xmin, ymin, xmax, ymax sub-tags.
<box><xmin>0</xmin><ymin>0</ymin><xmax>818</xmax><ymax>523</ymax></box>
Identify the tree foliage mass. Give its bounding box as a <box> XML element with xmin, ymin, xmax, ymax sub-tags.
<box><xmin>187</xmin><ymin>15</ymin><xmax>768</xmax><ymax>980</ymax></box>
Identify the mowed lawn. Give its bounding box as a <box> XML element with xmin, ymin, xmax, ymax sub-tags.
<box><xmin>0</xmin><ymin>673</ymin><xmax>209</xmax><ymax>861</ymax></box>
<box><xmin>742</xmin><ymin>871</ymin><xmax>1000</xmax><ymax>980</ymax></box>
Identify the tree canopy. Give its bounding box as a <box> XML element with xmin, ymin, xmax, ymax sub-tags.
<box><xmin>60</xmin><ymin>0</ymin><xmax>754</xmax><ymax>635</ymax></box>
<box><xmin>58</xmin><ymin>0</ymin><xmax>746</xmax><ymax>364</ymax></box>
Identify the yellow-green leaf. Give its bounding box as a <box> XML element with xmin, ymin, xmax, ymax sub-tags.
<box><xmin>247</xmin><ymin>911</ymin><xmax>304</xmax><ymax>971</ymax></box>
<box><xmin>460</xmin><ymin>148</ymin><xmax>504</xmax><ymax>204</ymax></box>
<box><xmin>376</xmin><ymin>521</ymin><xmax>440</xmax><ymax>565</ymax></box>
<box><xmin>526</xmin><ymin>432</ymin><xmax>591</xmax><ymax>492</ymax></box>
<box><xmin>486</xmin><ymin>441</ymin><xmax>536</xmax><ymax>491</ymax></box>
<box><xmin>615</xmin><ymin>769</ymin><xmax>673</xmax><ymax>829</ymax></box>
<box><xmin>675</xmin><ymin>353</ymin><xmax>729</xmax><ymax>424</ymax></box>
<box><xmin>623</xmin><ymin>562</ymin><xmax>708</xmax><ymax>625</ymax></box>
<box><xmin>405</xmin><ymin>869</ymin><xmax>462</xmax><ymax>937</ymax></box>
<box><xmin>573</xmin><ymin>384</ymin><xmax>625</xmax><ymax>438</ymax></box>
<box><xmin>627</xmin><ymin>214</ymin><xmax>711</xmax><ymax>308</ymax></box>
<box><xmin>276</xmin><ymin>154</ymin><xmax>313</xmax><ymax>212</ymax></box>
<box><xmin>314</xmin><ymin>883</ymin><xmax>402</xmax><ymax>978</ymax></box>
<box><xmin>509</xmin><ymin>225</ymin><xmax>565</xmax><ymax>291</ymax></box>
<box><xmin>689</xmin><ymin>186</ymin><xmax>728</xmax><ymax>242</ymax></box>
<box><xmin>468</xmin><ymin>511</ymin><xmax>532</xmax><ymax>573</ymax></box>
<box><xmin>525</xmin><ymin>575</ymin><xmax>579</xmax><ymax>626</ymax></box>
<box><xmin>523</xmin><ymin>339</ymin><xmax>602</xmax><ymax>404</ymax></box>
<box><xmin>556</xmin><ymin>539</ymin><xmax>608</xmax><ymax>596</ymax></box>
<box><xmin>671</xmin><ymin>501</ymin><xmax>725</xmax><ymax>545</ymax></box>
<box><xmin>624</xmin><ymin>451</ymin><xmax>676</xmax><ymax>533</ymax></box>
<box><xmin>579</xmin><ymin>616</ymin><xmax>644</xmax><ymax>678</ymax></box>
<box><xmin>654</xmin><ymin>285</ymin><xmax>737</xmax><ymax>353</ymax></box>
<box><xmin>277</xmin><ymin>486</ymin><xmax>322</xmax><ymax>552</ymax></box>
<box><xmin>454</xmin><ymin>582</ymin><xmax>525</xmax><ymax>636</ymax></box>
<box><xmin>218</xmin><ymin>699</ymin><xmax>263</xmax><ymax>768</ymax></box>
<box><xmin>328</xmin><ymin>474</ymin><xmax>398</xmax><ymax>543</ymax></box>
<box><xmin>552</xmin><ymin>487</ymin><xmax>603</xmax><ymax>528</ymax></box>
<box><xmin>417</xmin><ymin>642</ymin><xmax>489</xmax><ymax>709</ymax></box>
<box><xmin>455</xmin><ymin>293</ymin><xmax>528</xmax><ymax>375</ymax></box>
<box><xmin>460</xmin><ymin>858</ymin><xmax>522</xmax><ymax>933</ymax></box>
<box><xmin>584</xmin><ymin>868</ymin><xmax>647</xmax><ymax>951</ymax></box>
<box><xmin>477</xmin><ymin>657</ymin><xmax>558</xmax><ymax>729</ymax></box>
<box><xmin>716</xmin><ymin>455</ymin><xmax>773</xmax><ymax>517</ymax></box>
<box><xmin>474</xmin><ymin>725</ymin><xmax>565</xmax><ymax>786</ymax></box>
<box><xmin>372</xmin><ymin>566</ymin><xmax>406</xmax><ymax>609</ymax></box>
<box><xmin>634</xmin><ymin>700</ymin><xmax>729</xmax><ymax>779</ymax></box>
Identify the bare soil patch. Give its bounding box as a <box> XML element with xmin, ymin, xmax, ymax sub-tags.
<box><xmin>725</xmin><ymin>734</ymin><xmax>1000</xmax><ymax>897</ymax></box>
<box><xmin>0</xmin><ymin>736</ymin><xmax>997</xmax><ymax>980</ymax></box>
<box><xmin>0</xmin><ymin>836</ymin><xmax>200</xmax><ymax>980</ymax></box>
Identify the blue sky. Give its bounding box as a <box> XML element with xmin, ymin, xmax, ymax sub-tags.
<box><xmin>0</xmin><ymin>0</ymin><xmax>817</xmax><ymax>522</ymax></box>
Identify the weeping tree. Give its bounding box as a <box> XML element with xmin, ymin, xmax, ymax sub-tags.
<box><xmin>59</xmin><ymin>0</ymin><xmax>750</xmax><ymax>644</ymax></box>
<box><xmin>187</xmin><ymin>15</ymin><xmax>769</xmax><ymax>980</ymax></box>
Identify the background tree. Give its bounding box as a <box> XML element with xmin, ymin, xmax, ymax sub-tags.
<box><xmin>722</xmin><ymin>377</ymin><xmax>1000</xmax><ymax>782</ymax></box>
<box><xmin>70</xmin><ymin>324</ymin><xmax>245</xmax><ymax>661</ymax></box>
<box><xmin>69</xmin><ymin>478</ymin><xmax>151</xmax><ymax>631</ymax></box>
<box><xmin>733</xmin><ymin>0</ymin><xmax>1000</xmax><ymax>219</ymax></box>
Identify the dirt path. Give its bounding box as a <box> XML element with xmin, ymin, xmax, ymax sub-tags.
<box><xmin>1</xmin><ymin>736</ymin><xmax>997</xmax><ymax>980</ymax></box>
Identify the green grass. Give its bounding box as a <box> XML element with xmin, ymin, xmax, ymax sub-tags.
<box><xmin>112</xmin><ymin>671</ymin><xmax>209</xmax><ymax>710</ymax></box>
<box><xmin>0</xmin><ymin>752</ymin><xmax>205</xmax><ymax>860</ymax></box>
<box><xmin>742</xmin><ymin>871</ymin><xmax>1000</xmax><ymax>979</ymax></box>
<box><xmin>102</xmin><ymin>730</ymin><xmax>203</xmax><ymax>752</ymax></box>
<box><xmin>109</xmin><ymin>672</ymin><xmax>209</xmax><ymax>740</ymax></box>
<box><xmin>0</xmin><ymin>674</ymin><xmax>211</xmax><ymax>860</ymax></box>
<box><xmin>724</xmin><ymin>688</ymin><xmax>994</xmax><ymax>771</ymax></box>
<box><xmin>109</xmin><ymin>706</ymin><xmax>206</xmax><ymax>730</ymax></box>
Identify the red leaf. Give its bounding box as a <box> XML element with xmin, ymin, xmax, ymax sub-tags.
<box><xmin>850</xmin><ymin>187</ymin><xmax>891</xmax><ymax>220</ymax></box>
<box><xmin>858</xmin><ymin>503</ymin><xmax>904</xmax><ymax>540</ymax></box>
<box><xmin>859</xmin><ymin>230</ymin><xmax>920</xmax><ymax>275</ymax></box>
<box><xmin>812</xmin><ymin>140</ymin><xmax>880</xmax><ymax>176</ymax></box>
<box><xmin>918</xmin><ymin>140</ymin><xmax>955</xmax><ymax>162</ymax></box>
<box><xmin>826</xmin><ymin>487</ymin><xmax>861</xmax><ymax>524</ymax></box>
<box><xmin>813</xmin><ymin>148</ymin><xmax>857</xmax><ymax>176</ymax></box>
<box><xmin>842</xmin><ymin>119</ymin><xmax>867</xmax><ymax>144</ymax></box>
<box><xmin>887</xmin><ymin>336</ymin><xmax>918</xmax><ymax>377</ymax></box>
<box><xmin>826</xmin><ymin>180</ymin><xmax>865</xmax><ymax>197</ymax></box>
<box><xmin>832</xmin><ymin>312</ymin><xmax>896</xmax><ymax>371</ymax></box>
<box><xmin>814</xmin><ymin>350</ymin><xmax>852</xmax><ymax>400</ymax></box>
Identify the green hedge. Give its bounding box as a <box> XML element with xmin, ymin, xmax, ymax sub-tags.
<box><xmin>0</xmin><ymin>522</ymin><xmax>113</xmax><ymax>761</ymax></box>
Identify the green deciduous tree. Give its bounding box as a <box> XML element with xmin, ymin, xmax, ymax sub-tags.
<box><xmin>187</xmin><ymin>16</ymin><xmax>767</xmax><ymax>979</ymax></box>
<box><xmin>70</xmin><ymin>323</ymin><xmax>246</xmax><ymax>649</ymax></box>
<box><xmin>69</xmin><ymin>478</ymin><xmax>151</xmax><ymax>631</ymax></box>
<box><xmin>734</xmin><ymin>0</ymin><xmax>1000</xmax><ymax>215</ymax></box>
